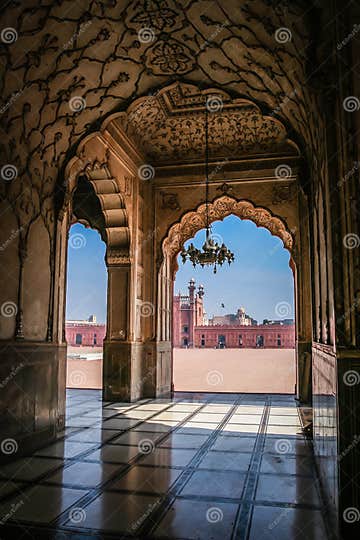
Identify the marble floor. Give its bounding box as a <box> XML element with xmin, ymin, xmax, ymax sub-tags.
<box><xmin>0</xmin><ymin>390</ymin><xmax>331</xmax><ymax>539</ymax></box>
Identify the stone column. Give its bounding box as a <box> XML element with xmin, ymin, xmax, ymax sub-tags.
<box><xmin>102</xmin><ymin>248</ymin><xmax>134</xmax><ymax>401</ymax></box>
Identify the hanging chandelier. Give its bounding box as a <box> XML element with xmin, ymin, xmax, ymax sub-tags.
<box><xmin>180</xmin><ymin>103</ymin><xmax>235</xmax><ymax>274</ymax></box>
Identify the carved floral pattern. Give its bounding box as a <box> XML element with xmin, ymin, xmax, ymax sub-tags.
<box><xmin>117</xmin><ymin>83</ymin><xmax>297</xmax><ymax>163</ymax></box>
<box><xmin>146</xmin><ymin>40</ymin><xmax>195</xmax><ymax>75</ymax></box>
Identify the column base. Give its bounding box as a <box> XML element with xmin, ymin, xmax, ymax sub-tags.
<box><xmin>0</xmin><ymin>341</ymin><xmax>66</xmax><ymax>462</ymax></box>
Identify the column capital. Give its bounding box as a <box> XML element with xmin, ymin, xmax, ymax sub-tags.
<box><xmin>106</xmin><ymin>247</ymin><xmax>131</xmax><ymax>266</ymax></box>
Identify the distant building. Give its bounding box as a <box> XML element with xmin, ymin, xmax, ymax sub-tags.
<box><xmin>209</xmin><ymin>307</ymin><xmax>257</xmax><ymax>326</ymax></box>
<box><xmin>66</xmin><ymin>315</ymin><xmax>106</xmax><ymax>346</ymax></box>
<box><xmin>173</xmin><ymin>280</ymin><xmax>295</xmax><ymax>349</ymax></box>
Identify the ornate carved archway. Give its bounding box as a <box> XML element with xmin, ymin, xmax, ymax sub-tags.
<box><xmin>162</xmin><ymin>195</ymin><xmax>294</xmax><ymax>275</ymax></box>
<box><xmin>65</xmin><ymin>154</ymin><xmax>131</xmax><ymax>264</ymax></box>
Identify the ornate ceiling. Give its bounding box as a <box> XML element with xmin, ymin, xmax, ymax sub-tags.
<box><xmin>113</xmin><ymin>82</ymin><xmax>299</xmax><ymax>164</ymax></box>
<box><xmin>0</xmin><ymin>0</ymin><xmax>325</xmax><ymax>229</ymax></box>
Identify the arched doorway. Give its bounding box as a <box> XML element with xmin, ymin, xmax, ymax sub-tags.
<box><xmin>172</xmin><ymin>215</ymin><xmax>296</xmax><ymax>394</ymax></box>
<box><xmin>65</xmin><ymin>222</ymin><xmax>107</xmax><ymax>391</ymax></box>
<box><xmin>157</xmin><ymin>196</ymin><xmax>312</xmax><ymax>404</ymax></box>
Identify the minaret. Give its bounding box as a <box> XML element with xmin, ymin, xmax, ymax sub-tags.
<box><xmin>188</xmin><ymin>278</ymin><xmax>196</xmax><ymax>347</ymax></box>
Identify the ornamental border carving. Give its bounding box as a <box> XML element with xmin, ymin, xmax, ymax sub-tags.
<box><xmin>162</xmin><ymin>195</ymin><xmax>294</xmax><ymax>262</ymax></box>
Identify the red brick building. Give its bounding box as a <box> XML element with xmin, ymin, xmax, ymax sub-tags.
<box><xmin>65</xmin><ymin>315</ymin><xmax>106</xmax><ymax>346</ymax></box>
<box><xmin>173</xmin><ymin>280</ymin><xmax>295</xmax><ymax>349</ymax></box>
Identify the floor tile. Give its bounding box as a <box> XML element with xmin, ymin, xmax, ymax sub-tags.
<box><xmin>100</xmin><ymin>418</ymin><xmax>140</xmax><ymax>430</ymax></box>
<box><xmin>268</xmin><ymin>414</ymin><xmax>301</xmax><ymax>426</ymax></box>
<box><xmin>152</xmin><ymin>412</ymin><xmax>190</xmax><ymax>421</ymax></box>
<box><xmin>110</xmin><ymin>430</ymin><xmax>162</xmax><ymax>446</ymax></box>
<box><xmin>255</xmin><ymin>474</ymin><xmax>321</xmax><ymax>505</ymax></box>
<box><xmin>269</xmin><ymin>407</ymin><xmax>298</xmax><ymax>416</ymax></box>
<box><xmin>66</xmin><ymin>428</ymin><xmax>120</xmax><ymax>444</ymax></box>
<box><xmin>0</xmin><ymin>457</ymin><xmax>63</xmax><ymax>481</ymax></box>
<box><xmin>198</xmin><ymin>451</ymin><xmax>252</xmax><ymax>472</ymax></box>
<box><xmin>191</xmin><ymin>413</ymin><xmax>226</xmax><ymax>423</ymax></box>
<box><xmin>248</xmin><ymin>505</ymin><xmax>328</xmax><ymax>540</ymax></box>
<box><xmin>139</xmin><ymin>448</ymin><xmax>197</xmax><ymax>467</ymax></box>
<box><xmin>132</xmin><ymin>421</ymin><xmax>177</xmax><ymax>432</ymax></box>
<box><xmin>178</xmin><ymin>422</ymin><xmax>219</xmax><ymax>434</ymax></box>
<box><xmin>201</xmin><ymin>405</ymin><xmax>233</xmax><ymax>413</ymax></box>
<box><xmin>222</xmin><ymin>423</ymin><xmax>259</xmax><ymax>434</ymax></box>
<box><xmin>267</xmin><ymin>425</ymin><xmax>304</xmax><ymax>436</ymax></box>
<box><xmin>167</xmin><ymin>404</ymin><xmax>202</xmax><ymax>412</ymax></box>
<box><xmin>211</xmin><ymin>435</ymin><xmax>256</xmax><ymax>453</ymax></box>
<box><xmin>160</xmin><ymin>434</ymin><xmax>209</xmax><ymax>449</ymax></box>
<box><xmin>83</xmin><ymin>444</ymin><xmax>140</xmax><ymax>463</ymax></box>
<box><xmin>45</xmin><ymin>461</ymin><xmax>120</xmax><ymax>488</ymax></box>
<box><xmin>0</xmin><ymin>485</ymin><xmax>86</xmax><ymax>523</ymax></box>
<box><xmin>108</xmin><ymin>465</ymin><xmax>182</xmax><ymax>493</ymax></box>
<box><xmin>181</xmin><ymin>470</ymin><xmax>246</xmax><ymax>499</ymax></box>
<box><xmin>35</xmin><ymin>440</ymin><xmax>96</xmax><ymax>459</ymax></box>
<box><xmin>228</xmin><ymin>414</ymin><xmax>262</xmax><ymax>425</ymax></box>
<box><xmin>64</xmin><ymin>492</ymin><xmax>160</xmax><ymax>533</ymax></box>
<box><xmin>260</xmin><ymin>453</ymin><xmax>315</xmax><ymax>476</ymax></box>
<box><xmin>153</xmin><ymin>499</ymin><xmax>238</xmax><ymax>539</ymax></box>
<box><xmin>263</xmin><ymin>437</ymin><xmax>311</xmax><ymax>455</ymax></box>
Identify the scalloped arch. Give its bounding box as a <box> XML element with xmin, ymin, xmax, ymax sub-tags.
<box><xmin>162</xmin><ymin>196</ymin><xmax>294</xmax><ymax>262</ymax></box>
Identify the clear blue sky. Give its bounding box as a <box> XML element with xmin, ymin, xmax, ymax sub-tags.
<box><xmin>175</xmin><ymin>216</ymin><xmax>294</xmax><ymax>322</ymax></box>
<box><xmin>66</xmin><ymin>217</ymin><xmax>294</xmax><ymax>323</ymax></box>
<box><xmin>66</xmin><ymin>223</ymin><xmax>107</xmax><ymax>323</ymax></box>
